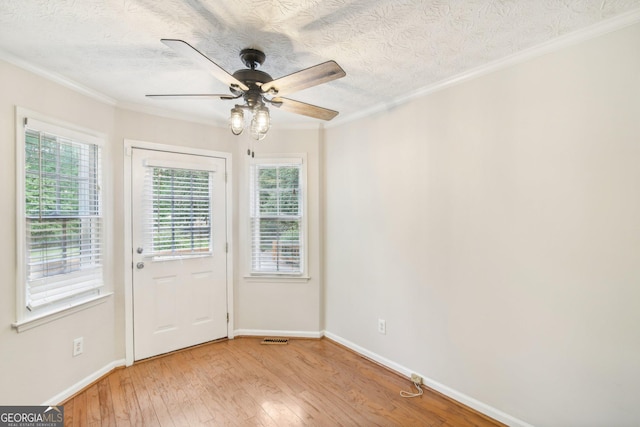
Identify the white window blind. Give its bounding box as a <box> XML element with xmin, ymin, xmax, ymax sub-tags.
<box><xmin>24</xmin><ymin>122</ymin><xmax>103</xmax><ymax>310</ymax></box>
<box><xmin>250</xmin><ymin>159</ymin><xmax>303</xmax><ymax>274</ymax></box>
<box><xmin>143</xmin><ymin>166</ymin><xmax>213</xmax><ymax>258</ymax></box>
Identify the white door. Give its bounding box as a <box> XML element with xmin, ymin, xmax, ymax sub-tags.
<box><xmin>131</xmin><ymin>148</ymin><xmax>227</xmax><ymax>360</ymax></box>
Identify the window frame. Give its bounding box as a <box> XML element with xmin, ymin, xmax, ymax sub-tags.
<box><xmin>248</xmin><ymin>154</ymin><xmax>308</xmax><ymax>279</ymax></box>
<box><xmin>14</xmin><ymin>108</ymin><xmax>111</xmax><ymax>331</ymax></box>
<box><xmin>144</xmin><ymin>165</ymin><xmax>214</xmax><ymax>260</ymax></box>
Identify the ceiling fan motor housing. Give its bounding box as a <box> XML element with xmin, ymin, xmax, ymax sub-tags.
<box><xmin>230</xmin><ymin>48</ymin><xmax>276</xmax><ymax>100</ymax></box>
<box><xmin>239</xmin><ymin>48</ymin><xmax>266</xmax><ymax>69</ymax></box>
<box><xmin>230</xmin><ymin>69</ymin><xmax>274</xmax><ymax>100</ymax></box>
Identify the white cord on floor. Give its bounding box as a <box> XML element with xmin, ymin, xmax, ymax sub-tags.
<box><xmin>400</xmin><ymin>380</ymin><xmax>424</xmax><ymax>398</ymax></box>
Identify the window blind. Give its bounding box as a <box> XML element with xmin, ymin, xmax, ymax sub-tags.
<box><xmin>24</xmin><ymin>125</ymin><xmax>103</xmax><ymax>309</ymax></box>
<box><xmin>143</xmin><ymin>166</ymin><xmax>212</xmax><ymax>258</ymax></box>
<box><xmin>249</xmin><ymin>160</ymin><xmax>303</xmax><ymax>274</ymax></box>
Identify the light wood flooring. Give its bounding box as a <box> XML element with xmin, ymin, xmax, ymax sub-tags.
<box><xmin>62</xmin><ymin>337</ymin><xmax>505</xmax><ymax>426</ymax></box>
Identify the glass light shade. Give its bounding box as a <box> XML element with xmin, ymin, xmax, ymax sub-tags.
<box><xmin>251</xmin><ymin>106</ymin><xmax>270</xmax><ymax>138</ymax></box>
<box><xmin>229</xmin><ymin>107</ymin><xmax>244</xmax><ymax>135</ymax></box>
<box><xmin>250</xmin><ymin>128</ymin><xmax>267</xmax><ymax>141</ymax></box>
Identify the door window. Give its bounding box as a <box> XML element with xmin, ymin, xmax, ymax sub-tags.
<box><xmin>144</xmin><ymin>166</ymin><xmax>212</xmax><ymax>259</ymax></box>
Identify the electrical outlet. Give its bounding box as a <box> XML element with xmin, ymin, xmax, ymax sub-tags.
<box><xmin>378</xmin><ymin>318</ymin><xmax>386</xmax><ymax>334</ymax></box>
<box><xmin>411</xmin><ymin>373</ymin><xmax>423</xmax><ymax>385</ymax></box>
<box><xmin>73</xmin><ymin>337</ymin><xmax>84</xmax><ymax>357</ymax></box>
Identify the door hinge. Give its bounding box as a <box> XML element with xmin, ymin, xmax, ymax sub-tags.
<box><xmin>227</xmin><ymin>313</ymin><xmax>229</xmax><ymax>323</ymax></box>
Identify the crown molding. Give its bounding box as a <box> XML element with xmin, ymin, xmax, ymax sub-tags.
<box><xmin>330</xmin><ymin>8</ymin><xmax>640</xmax><ymax>128</ymax></box>
<box><xmin>117</xmin><ymin>100</ymin><xmax>322</xmax><ymax>131</ymax></box>
<box><xmin>116</xmin><ymin>100</ymin><xmax>227</xmax><ymax>127</ymax></box>
<box><xmin>0</xmin><ymin>49</ymin><xmax>117</xmax><ymax>106</ymax></box>
<box><xmin>3</xmin><ymin>7</ymin><xmax>639</xmax><ymax>130</ymax></box>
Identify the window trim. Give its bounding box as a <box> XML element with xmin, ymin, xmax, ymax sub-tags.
<box><xmin>14</xmin><ymin>107</ymin><xmax>110</xmax><ymax>329</ymax></box>
<box><xmin>247</xmin><ymin>154</ymin><xmax>308</xmax><ymax>279</ymax></box>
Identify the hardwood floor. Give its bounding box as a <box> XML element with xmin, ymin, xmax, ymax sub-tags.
<box><xmin>62</xmin><ymin>337</ymin><xmax>505</xmax><ymax>426</ymax></box>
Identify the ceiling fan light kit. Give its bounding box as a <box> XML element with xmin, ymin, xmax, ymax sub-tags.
<box><xmin>246</xmin><ymin>104</ymin><xmax>270</xmax><ymax>141</ymax></box>
<box><xmin>147</xmin><ymin>40</ymin><xmax>346</xmax><ymax>141</ymax></box>
<box><xmin>229</xmin><ymin>106</ymin><xmax>245</xmax><ymax>135</ymax></box>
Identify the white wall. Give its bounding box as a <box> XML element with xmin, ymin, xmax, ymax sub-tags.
<box><xmin>0</xmin><ymin>58</ymin><xmax>323</xmax><ymax>404</ymax></box>
<box><xmin>113</xmin><ymin>108</ymin><xmax>238</xmax><ymax>358</ymax></box>
<box><xmin>0</xmin><ymin>60</ymin><xmax>117</xmax><ymax>405</ymax></box>
<box><xmin>112</xmin><ymin>112</ymin><xmax>325</xmax><ymax>343</ymax></box>
<box><xmin>324</xmin><ymin>23</ymin><xmax>640</xmax><ymax>427</ymax></box>
<box><xmin>235</xmin><ymin>127</ymin><xmax>324</xmax><ymax>336</ymax></box>
<box><xmin>3</xmin><ymin>19</ymin><xmax>639</xmax><ymax>426</ymax></box>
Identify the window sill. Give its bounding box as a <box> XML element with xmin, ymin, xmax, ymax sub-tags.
<box><xmin>12</xmin><ymin>292</ymin><xmax>113</xmax><ymax>333</ymax></box>
<box><xmin>244</xmin><ymin>275</ymin><xmax>311</xmax><ymax>283</ymax></box>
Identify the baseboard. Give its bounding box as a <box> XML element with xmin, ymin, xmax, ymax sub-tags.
<box><xmin>43</xmin><ymin>359</ymin><xmax>126</xmax><ymax>406</ymax></box>
<box><xmin>43</xmin><ymin>335</ymin><xmax>531</xmax><ymax>426</ymax></box>
<box><xmin>233</xmin><ymin>329</ymin><xmax>323</xmax><ymax>339</ymax></box>
<box><xmin>323</xmin><ymin>331</ymin><xmax>533</xmax><ymax>427</ymax></box>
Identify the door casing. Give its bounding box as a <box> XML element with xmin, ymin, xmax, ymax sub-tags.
<box><xmin>123</xmin><ymin>139</ymin><xmax>234</xmax><ymax>366</ymax></box>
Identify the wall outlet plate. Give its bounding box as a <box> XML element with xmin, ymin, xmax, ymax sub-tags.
<box><xmin>411</xmin><ymin>373</ymin><xmax>423</xmax><ymax>385</ymax></box>
<box><xmin>73</xmin><ymin>337</ymin><xmax>84</xmax><ymax>356</ymax></box>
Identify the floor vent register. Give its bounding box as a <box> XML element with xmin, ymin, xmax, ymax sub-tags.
<box><xmin>261</xmin><ymin>338</ymin><xmax>289</xmax><ymax>345</ymax></box>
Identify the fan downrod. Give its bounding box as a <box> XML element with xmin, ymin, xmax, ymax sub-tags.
<box><xmin>240</xmin><ymin>48</ymin><xmax>266</xmax><ymax>69</ymax></box>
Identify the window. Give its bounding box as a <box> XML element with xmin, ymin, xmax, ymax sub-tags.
<box><xmin>249</xmin><ymin>157</ymin><xmax>305</xmax><ymax>275</ymax></box>
<box><xmin>17</xmin><ymin>114</ymin><xmax>105</xmax><ymax>320</ymax></box>
<box><xmin>144</xmin><ymin>166</ymin><xmax>212</xmax><ymax>258</ymax></box>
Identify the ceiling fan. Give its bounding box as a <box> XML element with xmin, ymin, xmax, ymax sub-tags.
<box><xmin>147</xmin><ymin>39</ymin><xmax>346</xmax><ymax>140</ymax></box>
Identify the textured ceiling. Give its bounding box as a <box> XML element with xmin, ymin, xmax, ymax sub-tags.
<box><xmin>1</xmin><ymin>0</ymin><xmax>640</xmax><ymax>127</ymax></box>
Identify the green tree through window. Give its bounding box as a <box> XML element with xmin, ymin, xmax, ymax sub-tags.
<box><xmin>150</xmin><ymin>167</ymin><xmax>211</xmax><ymax>257</ymax></box>
<box><xmin>22</xmin><ymin>123</ymin><xmax>103</xmax><ymax>311</ymax></box>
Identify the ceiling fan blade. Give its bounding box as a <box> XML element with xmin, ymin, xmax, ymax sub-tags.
<box><xmin>161</xmin><ymin>39</ymin><xmax>249</xmax><ymax>91</ymax></box>
<box><xmin>146</xmin><ymin>94</ymin><xmax>236</xmax><ymax>99</ymax></box>
<box><xmin>261</xmin><ymin>61</ymin><xmax>345</xmax><ymax>96</ymax></box>
<box><xmin>271</xmin><ymin>97</ymin><xmax>339</xmax><ymax>121</ymax></box>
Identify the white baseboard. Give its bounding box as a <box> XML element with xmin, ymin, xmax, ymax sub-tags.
<box><xmin>323</xmin><ymin>331</ymin><xmax>533</xmax><ymax>427</ymax></box>
<box><xmin>42</xmin><ymin>335</ymin><xmax>532</xmax><ymax>426</ymax></box>
<box><xmin>43</xmin><ymin>359</ymin><xmax>126</xmax><ymax>406</ymax></box>
<box><xmin>233</xmin><ymin>329</ymin><xmax>323</xmax><ymax>339</ymax></box>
